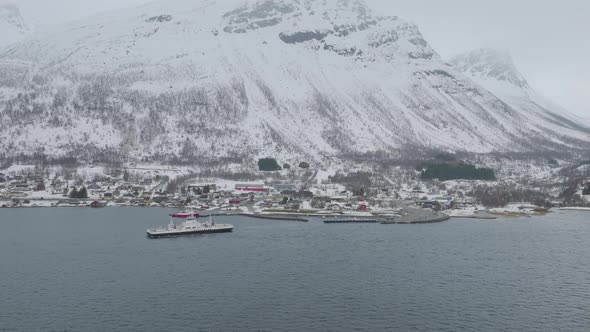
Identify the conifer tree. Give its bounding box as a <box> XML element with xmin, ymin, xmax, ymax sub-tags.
<box><xmin>78</xmin><ymin>187</ymin><xmax>88</xmax><ymax>199</ymax></box>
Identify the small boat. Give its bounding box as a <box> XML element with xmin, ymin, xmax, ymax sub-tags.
<box><xmin>147</xmin><ymin>213</ymin><xmax>233</xmax><ymax>238</ymax></box>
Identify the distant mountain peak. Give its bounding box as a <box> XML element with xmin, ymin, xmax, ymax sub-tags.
<box><xmin>450</xmin><ymin>48</ymin><xmax>529</xmax><ymax>89</ymax></box>
<box><xmin>0</xmin><ymin>3</ymin><xmax>28</xmax><ymax>31</ymax></box>
<box><xmin>0</xmin><ymin>3</ymin><xmax>30</xmax><ymax>46</ymax></box>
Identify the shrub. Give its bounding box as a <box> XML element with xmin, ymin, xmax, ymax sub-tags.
<box><xmin>298</xmin><ymin>162</ymin><xmax>310</xmax><ymax>169</ymax></box>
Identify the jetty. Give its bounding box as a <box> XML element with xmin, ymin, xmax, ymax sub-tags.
<box><xmin>381</xmin><ymin>215</ymin><xmax>450</xmax><ymax>224</ymax></box>
<box><xmin>323</xmin><ymin>218</ymin><xmax>380</xmax><ymax>224</ymax></box>
<box><xmin>240</xmin><ymin>213</ymin><xmax>309</xmax><ymax>222</ymax></box>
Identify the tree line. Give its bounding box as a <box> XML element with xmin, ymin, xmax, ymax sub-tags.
<box><xmin>421</xmin><ymin>162</ymin><xmax>495</xmax><ymax>181</ymax></box>
<box><xmin>69</xmin><ymin>187</ymin><xmax>88</xmax><ymax>199</ymax></box>
<box><xmin>257</xmin><ymin>158</ymin><xmax>310</xmax><ymax>171</ymax></box>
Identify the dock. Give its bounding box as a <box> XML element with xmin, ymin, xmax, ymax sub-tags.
<box><xmin>381</xmin><ymin>215</ymin><xmax>450</xmax><ymax>224</ymax></box>
<box><xmin>240</xmin><ymin>213</ymin><xmax>309</xmax><ymax>222</ymax></box>
<box><xmin>323</xmin><ymin>218</ymin><xmax>380</xmax><ymax>224</ymax></box>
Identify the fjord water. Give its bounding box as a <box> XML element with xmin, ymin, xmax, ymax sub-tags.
<box><xmin>0</xmin><ymin>209</ymin><xmax>589</xmax><ymax>331</ymax></box>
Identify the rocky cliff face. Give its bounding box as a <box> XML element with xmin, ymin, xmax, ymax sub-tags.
<box><xmin>0</xmin><ymin>0</ymin><xmax>588</xmax><ymax>165</ymax></box>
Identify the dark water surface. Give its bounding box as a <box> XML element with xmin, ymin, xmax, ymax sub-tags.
<box><xmin>0</xmin><ymin>208</ymin><xmax>589</xmax><ymax>331</ymax></box>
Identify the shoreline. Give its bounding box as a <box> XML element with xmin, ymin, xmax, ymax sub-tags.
<box><xmin>2</xmin><ymin>204</ymin><xmax>588</xmax><ymax>222</ymax></box>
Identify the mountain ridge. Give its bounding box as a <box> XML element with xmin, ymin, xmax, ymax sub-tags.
<box><xmin>0</xmin><ymin>0</ymin><xmax>588</xmax><ymax>165</ymax></box>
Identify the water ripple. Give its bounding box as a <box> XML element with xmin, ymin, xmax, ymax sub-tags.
<box><xmin>0</xmin><ymin>209</ymin><xmax>589</xmax><ymax>331</ymax></box>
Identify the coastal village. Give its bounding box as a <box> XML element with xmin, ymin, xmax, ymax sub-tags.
<box><xmin>1</xmin><ymin>158</ymin><xmax>589</xmax><ymax>222</ymax></box>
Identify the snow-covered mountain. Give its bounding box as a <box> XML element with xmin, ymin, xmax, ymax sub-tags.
<box><xmin>0</xmin><ymin>0</ymin><xmax>588</xmax><ymax>165</ymax></box>
<box><xmin>450</xmin><ymin>48</ymin><xmax>529</xmax><ymax>94</ymax></box>
<box><xmin>0</xmin><ymin>3</ymin><xmax>30</xmax><ymax>47</ymax></box>
<box><xmin>450</xmin><ymin>48</ymin><xmax>590</xmax><ymax>142</ymax></box>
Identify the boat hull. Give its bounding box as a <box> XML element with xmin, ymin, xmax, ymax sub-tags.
<box><xmin>147</xmin><ymin>227</ymin><xmax>233</xmax><ymax>239</ymax></box>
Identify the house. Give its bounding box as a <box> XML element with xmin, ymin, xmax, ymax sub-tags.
<box><xmin>235</xmin><ymin>183</ymin><xmax>269</xmax><ymax>193</ymax></box>
<box><xmin>311</xmin><ymin>197</ymin><xmax>330</xmax><ymax>209</ymax></box>
<box><xmin>285</xmin><ymin>201</ymin><xmax>301</xmax><ymax>210</ymax></box>
<box><xmin>417</xmin><ymin>200</ymin><xmax>441</xmax><ymax>210</ymax></box>
<box><xmin>51</xmin><ymin>179</ymin><xmax>64</xmax><ymax>187</ymax></box>
<box><xmin>30</xmin><ymin>175</ymin><xmax>44</xmax><ymax>183</ymax></box>
<box><xmin>280</xmin><ymin>190</ymin><xmax>298</xmax><ymax>197</ymax></box>
<box><xmin>188</xmin><ymin>184</ymin><xmax>217</xmax><ymax>193</ymax></box>
<box><xmin>14</xmin><ymin>184</ymin><xmax>31</xmax><ymax>191</ymax></box>
<box><xmin>299</xmin><ymin>190</ymin><xmax>314</xmax><ymax>199</ymax></box>
<box><xmin>330</xmin><ymin>196</ymin><xmax>347</xmax><ymax>202</ymax></box>
<box><xmin>90</xmin><ymin>201</ymin><xmax>107</xmax><ymax>208</ymax></box>
<box><xmin>273</xmin><ymin>184</ymin><xmax>298</xmax><ymax>192</ymax></box>
<box><xmin>328</xmin><ymin>203</ymin><xmax>345</xmax><ymax>211</ymax></box>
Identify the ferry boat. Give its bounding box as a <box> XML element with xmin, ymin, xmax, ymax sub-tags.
<box><xmin>146</xmin><ymin>213</ymin><xmax>233</xmax><ymax>238</ymax></box>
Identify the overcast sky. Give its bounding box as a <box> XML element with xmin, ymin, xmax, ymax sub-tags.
<box><xmin>8</xmin><ymin>0</ymin><xmax>589</xmax><ymax>118</ymax></box>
